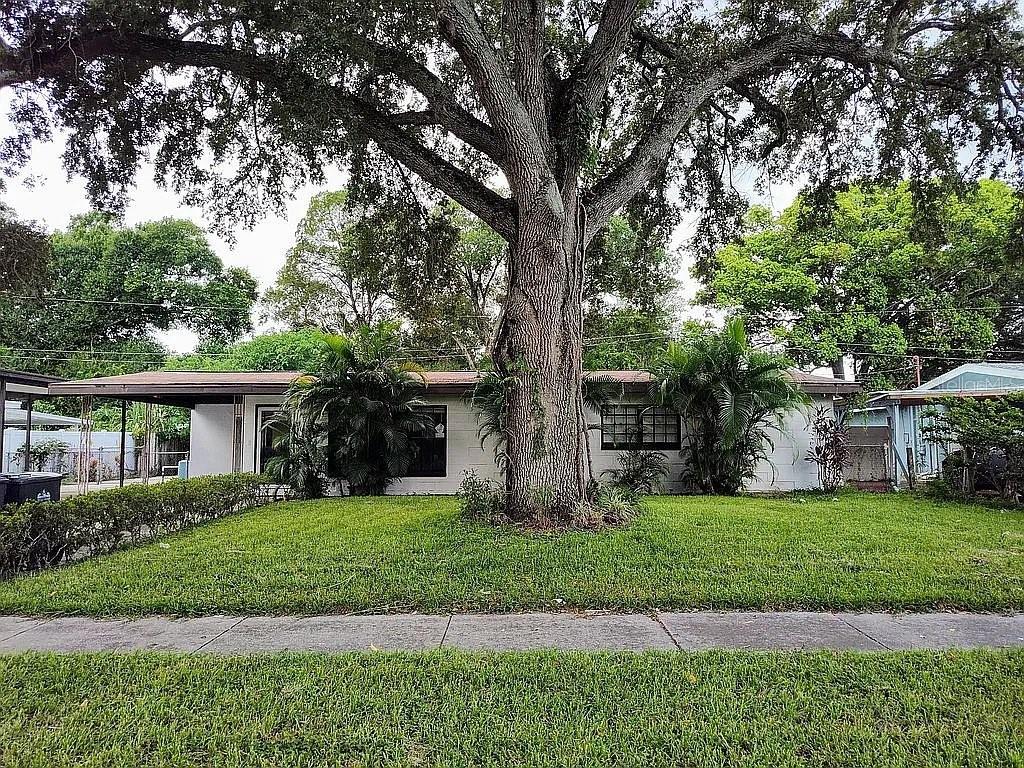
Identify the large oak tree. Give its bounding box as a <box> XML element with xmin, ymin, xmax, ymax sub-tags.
<box><xmin>1</xmin><ymin>0</ymin><xmax>1022</xmax><ymax>516</ymax></box>
<box><xmin>705</xmin><ymin>180</ymin><xmax>1024</xmax><ymax>385</ymax></box>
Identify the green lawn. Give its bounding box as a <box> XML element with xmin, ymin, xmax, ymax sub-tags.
<box><xmin>0</xmin><ymin>493</ymin><xmax>1022</xmax><ymax>615</ymax></box>
<box><xmin>2</xmin><ymin>650</ymin><xmax>1022</xmax><ymax>767</ymax></box>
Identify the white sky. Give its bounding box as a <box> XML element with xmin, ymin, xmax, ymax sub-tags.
<box><xmin>2</xmin><ymin>103</ymin><xmax>801</xmax><ymax>353</ymax></box>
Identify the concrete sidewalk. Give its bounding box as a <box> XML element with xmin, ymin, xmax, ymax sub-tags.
<box><xmin>2</xmin><ymin>611</ymin><xmax>1023</xmax><ymax>653</ymax></box>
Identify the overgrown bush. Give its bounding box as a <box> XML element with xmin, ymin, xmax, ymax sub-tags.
<box><xmin>279</xmin><ymin>325</ymin><xmax>432</xmax><ymax>496</ymax></box>
<box><xmin>602</xmin><ymin>451</ymin><xmax>670</xmax><ymax>495</ymax></box>
<box><xmin>590</xmin><ymin>483</ymin><xmax>643</xmax><ymax>525</ymax></box>
<box><xmin>262</xmin><ymin>410</ymin><xmax>327</xmax><ymax>500</ymax></box>
<box><xmin>457</xmin><ymin>471</ymin><xmax>506</xmax><ymax>523</ymax></box>
<box><xmin>922</xmin><ymin>394</ymin><xmax>1024</xmax><ymax>503</ymax></box>
<box><xmin>0</xmin><ymin>473</ymin><xmax>266</xmax><ymax>577</ymax></box>
<box><xmin>13</xmin><ymin>439</ymin><xmax>69</xmax><ymax>472</ymax></box>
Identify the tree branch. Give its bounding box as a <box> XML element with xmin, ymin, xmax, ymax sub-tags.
<box><xmin>729</xmin><ymin>81</ymin><xmax>790</xmax><ymax>160</ymax></box>
<box><xmin>501</xmin><ymin>0</ymin><xmax>550</xmax><ymax>154</ymax></box>
<box><xmin>553</xmin><ymin>0</ymin><xmax>640</xmax><ymax>183</ymax></box>
<box><xmin>586</xmin><ymin>24</ymin><xmax>997</xmax><ymax>233</ymax></box>
<box><xmin>434</xmin><ymin>0</ymin><xmax>551</xmax><ymax>190</ymax></box>
<box><xmin>0</xmin><ymin>29</ymin><xmax>516</xmax><ymax>239</ymax></box>
<box><xmin>570</xmin><ymin>0</ymin><xmax>641</xmax><ymax>115</ymax></box>
<box><xmin>339</xmin><ymin>34</ymin><xmax>508</xmax><ymax>167</ymax></box>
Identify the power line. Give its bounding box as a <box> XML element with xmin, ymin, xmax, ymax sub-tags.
<box><xmin>2</xmin><ymin>294</ymin><xmax>251</xmax><ymax>312</ymax></box>
<box><xmin>736</xmin><ymin>303</ymin><xmax>1024</xmax><ymax>318</ymax></box>
<box><xmin>10</xmin><ymin>291</ymin><xmax>1024</xmax><ymax>319</ymax></box>
<box><xmin>2</xmin><ymin>346</ymin><xmax>234</xmax><ymax>358</ymax></box>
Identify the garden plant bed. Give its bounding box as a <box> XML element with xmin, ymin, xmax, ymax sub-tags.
<box><xmin>2</xmin><ymin>650</ymin><xmax>1022</xmax><ymax>767</ymax></box>
<box><xmin>0</xmin><ymin>492</ymin><xmax>1021</xmax><ymax>616</ymax></box>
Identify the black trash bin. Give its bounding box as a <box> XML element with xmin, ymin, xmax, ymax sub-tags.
<box><xmin>5</xmin><ymin>472</ymin><xmax>62</xmax><ymax>504</ymax></box>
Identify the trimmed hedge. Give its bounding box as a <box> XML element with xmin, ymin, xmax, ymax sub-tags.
<box><xmin>0</xmin><ymin>474</ymin><xmax>266</xmax><ymax>577</ymax></box>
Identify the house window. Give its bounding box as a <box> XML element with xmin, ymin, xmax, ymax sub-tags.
<box><xmin>600</xmin><ymin>405</ymin><xmax>680</xmax><ymax>450</ymax></box>
<box><xmin>407</xmin><ymin>406</ymin><xmax>447</xmax><ymax>477</ymax></box>
<box><xmin>256</xmin><ymin>406</ymin><xmax>287</xmax><ymax>474</ymax></box>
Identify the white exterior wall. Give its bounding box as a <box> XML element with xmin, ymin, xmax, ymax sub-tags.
<box><xmin>747</xmin><ymin>401</ymin><xmax>822</xmax><ymax>492</ymax></box>
<box><xmin>388</xmin><ymin>395</ymin><xmax>501</xmax><ymax>493</ymax></box>
<box><xmin>188</xmin><ymin>404</ymin><xmax>235</xmax><ymax>477</ymax></box>
<box><xmin>585</xmin><ymin>394</ymin><xmax>828</xmax><ymax>494</ymax></box>
<box><xmin>185</xmin><ymin>393</ymin><xmax>832</xmax><ymax>493</ymax></box>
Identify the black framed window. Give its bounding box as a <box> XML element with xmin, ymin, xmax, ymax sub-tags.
<box><xmin>256</xmin><ymin>406</ymin><xmax>288</xmax><ymax>473</ymax></box>
<box><xmin>407</xmin><ymin>406</ymin><xmax>447</xmax><ymax>477</ymax></box>
<box><xmin>600</xmin><ymin>405</ymin><xmax>680</xmax><ymax>450</ymax></box>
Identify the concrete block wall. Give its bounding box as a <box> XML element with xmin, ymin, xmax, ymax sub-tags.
<box><xmin>188</xmin><ymin>393</ymin><xmax>832</xmax><ymax>493</ymax></box>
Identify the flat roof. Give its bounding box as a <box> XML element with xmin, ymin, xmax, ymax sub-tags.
<box><xmin>0</xmin><ymin>368</ymin><xmax>65</xmax><ymax>397</ymax></box>
<box><xmin>47</xmin><ymin>368</ymin><xmax>860</xmax><ymax>407</ymax></box>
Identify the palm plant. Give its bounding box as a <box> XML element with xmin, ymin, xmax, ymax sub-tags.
<box><xmin>655</xmin><ymin>317</ymin><xmax>809</xmax><ymax>495</ymax></box>
<box><xmin>465</xmin><ymin>371</ymin><xmax>622</xmax><ymax>474</ymax></box>
<box><xmin>282</xmin><ymin>325</ymin><xmax>432</xmax><ymax>496</ymax></box>
<box><xmin>602</xmin><ymin>450</ymin><xmax>671</xmax><ymax>496</ymax></box>
<box><xmin>262</xmin><ymin>410</ymin><xmax>327</xmax><ymax>500</ymax></box>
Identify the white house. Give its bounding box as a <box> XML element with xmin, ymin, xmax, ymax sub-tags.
<box><xmin>49</xmin><ymin>369</ymin><xmax>859</xmax><ymax>493</ymax></box>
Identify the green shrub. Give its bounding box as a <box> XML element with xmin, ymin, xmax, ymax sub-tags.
<box><xmin>0</xmin><ymin>474</ymin><xmax>266</xmax><ymax>577</ymax></box>
<box><xmin>457</xmin><ymin>471</ymin><xmax>506</xmax><ymax>523</ymax></box>
<box><xmin>458</xmin><ymin>471</ymin><xmax>643</xmax><ymax>530</ymax></box>
<box><xmin>591</xmin><ymin>483</ymin><xmax>644</xmax><ymax>525</ymax></box>
<box><xmin>655</xmin><ymin>317</ymin><xmax>808</xmax><ymax>495</ymax></box>
<box><xmin>922</xmin><ymin>394</ymin><xmax>1024</xmax><ymax>503</ymax></box>
<box><xmin>601</xmin><ymin>451</ymin><xmax>670</xmax><ymax>495</ymax></box>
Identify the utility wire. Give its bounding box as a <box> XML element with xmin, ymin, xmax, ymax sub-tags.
<box><xmin>7</xmin><ymin>292</ymin><xmax>1024</xmax><ymax>318</ymax></box>
<box><xmin>2</xmin><ymin>294</ymin><xmax>252</xmax><ymax>312</ymax></box>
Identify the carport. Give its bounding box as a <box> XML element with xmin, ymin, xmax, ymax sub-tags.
<box><xmin>47</xmin><ymin>371</ymin><xmax>298</xmax><ymax>490</ymax></box>
<box><xmin>0</xmin><ymin>368</ymin><xmax>64</xmax><ymax>472</ymax></box>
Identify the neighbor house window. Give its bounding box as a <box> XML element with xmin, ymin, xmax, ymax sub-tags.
<box><xmin>407</xmin><ymin>406</ymin><xmax>447</xmax><ymax>477</ymax></box>
<box><xmin>600</xmin><ymin>405</ymin><xmax>680</xmax><ymax>450</ymax></box>
<box><xmin>256</xmin><ymin>406</ymin><xmax>287</xmax><ymax>474</ymax></box>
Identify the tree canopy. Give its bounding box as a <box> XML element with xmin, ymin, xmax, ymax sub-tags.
<box><xmin>166</xmin><ymin>329</ymin><xmax>330</xmax><ymax>372</ymax></box>
<box><xmin>261</xmin><ymin>191</ymin><xmax>502</xmax><ymax>365</ymax></box>
<box><xmin>0</xmin><ymin>214</ymin><xmax>257</xmax><ymax>377</ymax></box>
<box><xmin>3</xmin><ymin>1</ymin><xmax>1021</xmax><ymax>242</ymax></box>
<box><xmin>704</xmin><ymin>179</ymin><xmax>1024</xmax><ymax>386</ymax></box>
<box><xmin>0</xmin><ymin>205</ymin><xmax>49</xmax><ymax>293</ymax></box>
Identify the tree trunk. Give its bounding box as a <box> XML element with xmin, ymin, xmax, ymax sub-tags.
<box><xmin>495</xmin><ymin>184</ymin><xmax>589</xmax><ymax>519</ymax></box>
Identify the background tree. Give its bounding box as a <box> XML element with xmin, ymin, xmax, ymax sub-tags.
<box><xmin>0</xmin><ymin>205</ymin><xmax>49</xmax><ymax>293</ymax></box>
<box><xmin>266</xmin><ymin>192</ymin><xmax>677</xmax><ymax>369</ymax></box>
<box><xmin>922</xmin><ymin>393</ymin><xmax>1024</xmax><ymax>501</ymax></box>
<box><xmin>582</xmin><ymin>211</ymin><xmax>680</xmax><ymax>369</ymax></box>
<box><xmin>3</xmin><ymin>0</ymin><xmax>1022</xmax><ymax>516</ymax></box>
<box><xmin>263</xmin><ymin>191</ymin><xmax>504</xmax><ymax>365</ymax></box>
<box><xmin>586</xmin><ymin>212</ymin><xmax>679</xmax><ymax>319</ymax></box>
<box><xmin>704</xmin><ymin>181</ymin><xmax>1024</xmax><ymax>386</ymax></box>
<box><xmin>166</xmin><ymin>329</ymin><xmax>329</xmax><ymax>372</ymax></box>
<box><xmin>0</xmin><ymin>214</ymin><xmax>258</xmax><ymax>377</ymax></box>
<box><xmin>262</xmin><ymin>190</ymin><xmax>399</xmax><ymax>333</ymax></box>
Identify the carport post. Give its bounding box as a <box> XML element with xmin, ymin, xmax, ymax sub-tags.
<box><xmin>0</xmin><ymin>378</ymin><xmax>6</xmax><ymax>472</ymax></box>
<box><xmin>23</xmin><ymin>397</ymin><xmax>33</xmax><ymax>471</ymax></box>
<box><xmin>119</xmin><ymin>399</ymin><xmax>127</xmax><ymax>487</ymax></box>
